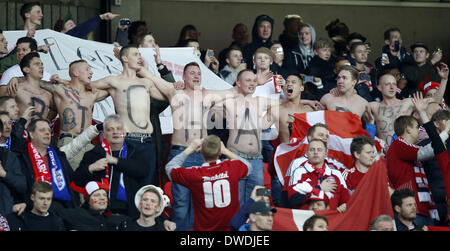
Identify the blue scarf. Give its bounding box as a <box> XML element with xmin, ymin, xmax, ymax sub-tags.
<box><xmin>47</xmin><ymin>146</ymin><xmax>72</xmax><ymax>201</ymax></box>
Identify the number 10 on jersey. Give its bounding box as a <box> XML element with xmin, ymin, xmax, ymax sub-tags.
<box><xmin>203</xmin><ymin>180</ymin><xmax>231</xmax><ymax>208</ymax></box>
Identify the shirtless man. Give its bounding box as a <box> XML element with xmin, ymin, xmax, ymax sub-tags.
<box><xmin>37</xmin><ymin>59</ymin><xmax>109</xmax><ymax>170</ymax></box>
<box><xmin>1</xmin><ymin>52</ymin><xmax>53</xmax><ymax>123</ymax></box>
<box><xmin>220</xmin><ymin>69</ymin><xmax>279</xmax><ymax>205</ymax></box>
<box><xmin>368</xmin><ymin>63</ymin><xmax>448</xmax><ymax>148</ymax></box>
<box><xmin>320</xmin><ymin>65</ymin><xmax>368</xmax><ymax>119</ymax></box>
<box><xmin>278</xmin><ymin>73</ymin><xmax>315</xmax><ymax>143</ymax></box>
<box><xmin>91</xmin><ymin>44</ymin><xmax>167</xmax><ymax>186</ymax></box>
<box><xmin>140</xmin><ymin>61</ymin><xmax>232</xmax><ymax>230</ymax></box>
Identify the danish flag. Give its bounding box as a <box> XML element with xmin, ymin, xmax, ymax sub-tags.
<box><xmin>274</xmin><ymin>110</ymin><xmax>383</xmax><ymax>186</ymax></box>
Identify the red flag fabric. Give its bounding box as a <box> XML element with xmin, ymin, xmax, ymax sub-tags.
<box><xmin>427</xmin><ymin>226</ymin><xmax>450</xmax><ymax>231</ymax></box>
<box><xmin>274</xmin><ymin>110</ymin><xmax>371</xmax><ymax>185</ymax></box>
<box><xmin>273</xmin><ymin>159</ymin><xmax>393</xmax><ymax>231</ymax></box>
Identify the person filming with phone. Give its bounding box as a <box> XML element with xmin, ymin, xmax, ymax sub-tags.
<box><xmin>374</xmin><ymin>28</ymin><xmax>415</xmax><ymax>73</ymax></box>
<box><xmin>229</xmin><ymin>185</ymin><xmax>273</xmax><ymax>231</ymax></box>
<box><xmin>204</xmin><ymin>48</ymin><xmax>220</xmax><ymax>74</ymax></box>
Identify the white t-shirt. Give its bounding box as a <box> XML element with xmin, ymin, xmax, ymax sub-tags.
<box><xmin>0</xmin><ymin>64</ymin><xmax>51</xmax><ymax>85</ymax></box>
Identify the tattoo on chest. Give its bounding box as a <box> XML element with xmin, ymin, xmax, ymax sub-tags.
<box><xmin>63</xmin><ymin>88</ymin><xmax>80</xmax><ymax>103</ymax></box>
<box><xmin>377</xmin><ymin>105</ymin><xmax>406</xmax><ymax>143</ymax></box>
<box><xmin>184</xmin><ymin>101</ymin><xmax>203</xmax><ymax>142</ymax></box>
<box><xmin>234</xmin><ymin>107</ymin><xmax>259</xmax><ymax>150</ymax></box>
<box><xmin>335</xmin><ymin>106</ymin><xmax>352</xmax><ymax>113</ymax></box>
<box><xmin>126</xmin><ymin>85</ymin><xmax>148</xmax><ymax>130</ymax></box>
<box><xmin>29</xmin><ymin>97</ymin><xmax>47</xmax><ymax>119</ymax></box>
<box><xmin>59</xmin><ymin>86</ymin><xmax>89</xmax><ymax>133</ymax></box>
<box><xmin>377</xmin><ymin>105</ymin><xmax>404</xmax><ymax>132</ymax></box>
<box><xmin>61</xmin><ymin>104</ymin><xmax>88</xmax><ymax>133</ymax></box>
<box><xmin>185</xmin><ymin>121</ymin><xmax>203</xmax><ymax>142</ymax></box>
<box><xmin>62</xmin><ymin>108</ymin><xmax>76</xmax><ymax>131</ymax></box>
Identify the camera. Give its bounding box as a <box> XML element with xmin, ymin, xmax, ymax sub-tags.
<box><xmin>304</xmin><ymin>75</ymin><xmax>314</xmax><ymax>83</ymax></box>
<box><xmin>256</xmin><ymin>188</ymin><xmax>271</xmax><ymax>197</ymax></box>
<box><xmin>120</xmin><ymin>20</ymin><xmax>131</xmax><ymax>26</ymax></box>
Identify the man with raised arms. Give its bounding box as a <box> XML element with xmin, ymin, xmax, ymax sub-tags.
<box><xmin>138</xmin><ymin>61</ymin><xmax>233</xmax><ymax>230</ymax></box>
<box><xmin>220</xmin><ymin>69</ymin><xmax>279</xmax><ymax>205</ymax></box>
<box><xmin>37</xmin><ymin>59</ymin><xmax>109</xmax><ymax>170</ymax></box>
<box><xmin>91</xmin><ymin>44</ymin><xmax>167</xmax><ymax>186</ymax></box>
<box><xmin>367</xmin><ymin>62</ymin><xmax>448</xmax><ymax>148</ymax></box>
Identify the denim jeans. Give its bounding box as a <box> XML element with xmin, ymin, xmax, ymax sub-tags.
<box><xmin>261</xmin><ymin>140</ymin><xmax>274</xmax><ymax>163</ymax></box>
<box><xmin>232</xmin><ymin>151</ymin><xmax>265</xmax><ymax>206</ymax></box>
<box><xmin>270</xmin><ymin>173</ymin><xmax>282</xmax><ymax>206</ymax></box>
<box><xmin>168</xmin><ymin>146</ymin><xmax>204</xmax><ymax>231</ymax></box>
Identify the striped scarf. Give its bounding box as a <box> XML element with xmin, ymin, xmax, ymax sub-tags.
<box><xmin>414</xmin><ymin>161</ymin><xmax>439</xmax><ymax>220</ymax></box>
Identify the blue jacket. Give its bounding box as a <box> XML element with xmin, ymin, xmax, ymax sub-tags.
<box><xmin>238</xmin><ymin>224</ymin><xmax>251</xmax><ymax>231</ymax></box>
<box><xmin>66</xmin><ymin>16</ymin><xmax>102</xmax><ymax>39</ymax></box>
<box><xmin>230</xmin><ymin>198</ymin><xmax>255</xmax><ymax>231</ymax></box>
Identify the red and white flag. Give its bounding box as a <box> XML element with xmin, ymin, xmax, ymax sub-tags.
<box><xmin>273</xmin><ymin>159</ymin><xmax>393</xmax><ymax>231</ymax></box>
<box><xmin>274</xmin><ymin>110</ymin><xmax>378</xmax><ymax>185</ymax></box>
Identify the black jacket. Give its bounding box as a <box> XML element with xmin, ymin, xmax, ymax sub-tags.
<box><xmin>0</xmin><ymin>147</ymin><xmax>26</xmax><ymax>215</ymax></box>
<box><xmin>401</xmin><ymin>62</ymin><xmax>441</xmax><ymax>99</ymax></box>
<box><xmin>374</xmin><ymin>45</ymin><xmax>415</xmax><ymax>74</ymax></box>
<box><xmin>303</xmin><ymin>55</ymin><xmax>337</xmax><ymax>101</ymax></box>
<box><xmin>150</xmin><ymin>68</ymin><xmax>175</xmax><ymax>184</ymax></box>
<box><xmin>417</xmin><ymin>136</ymin><xmax>448</xmax><ymax>225</ymax></box>
<box><xmin>58</xmin><ymin>206</ymin><xmax>129</xmax><ymax>231</ymax></box>
<box><xmin>242</xmin><ymin>15</ymin><xmax>274</xmax><ymax>70</ymax></box>
<box><xmin>6</xmin><ymin>210</ymin><xmax>65</xmax><ymax>231</ymax></box>
<box><xmin>13</xmin><ymin>132</ymin><xmax>80</xmax><ymax>213</ymax></box>
<box><xmin>74</xmin><ymin>141</ymin><xmax>150</xmax><ymax>218</ymax></box>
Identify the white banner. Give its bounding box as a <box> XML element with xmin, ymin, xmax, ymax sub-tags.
<box><xmin>3</xmin><ymin>29</ymin><xmax>232</xmax><ymax>134</ymax></box>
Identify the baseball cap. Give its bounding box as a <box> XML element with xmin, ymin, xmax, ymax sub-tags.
<box><xmin>248</xmin><ymin>201</ymin><xmax>277</xmax><ymax>215</ymax></box>
<box><xmin>410</xmin><ymin>42</ymin><xmax>429</xmax><ymax>52</ymax></box>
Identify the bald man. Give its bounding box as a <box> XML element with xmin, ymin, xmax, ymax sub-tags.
<box><xmin>368</xmin><ymin>71</ymin><xmax>447</xmax><ymax>148</ymax></box>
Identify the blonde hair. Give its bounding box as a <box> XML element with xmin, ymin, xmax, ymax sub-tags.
<box><xmin>254</xmin><ymin>47</ymin><xmax>274</xmax><ymax>61</ymax></box>
<box><xmin>202</xmin><ymin>135</ymin><xmax>221</xmax><ymax>160</ymax></box>
<box><xmin>313</xmin><ymin>38</ymin><xmax>332</xmax><ymax>51</ymax></box>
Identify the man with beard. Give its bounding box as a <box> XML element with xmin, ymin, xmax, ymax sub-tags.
<box><xmin>391</xmin><ymin>189</ymin><xmax>428</xmax><ymax>231</ymax></box>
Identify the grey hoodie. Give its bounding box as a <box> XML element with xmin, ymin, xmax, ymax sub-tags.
<box><xmin>297</xmin><ymin>23</ymin><xmax>317</xmax><ymax>69</ymax></box>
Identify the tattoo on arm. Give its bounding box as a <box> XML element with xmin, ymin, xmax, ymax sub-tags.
<box><xmin>39</xmin><ymin>81</ymin><xmax>56</xmax><ymax>92</ymax></box>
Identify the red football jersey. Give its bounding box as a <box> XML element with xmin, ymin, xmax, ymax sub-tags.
<box><xmin>342</xmin><ymin>167</ymin><xmax>365</xmax><ymax>191</ymax></box>
<box><xmin>170</xmin><ymin>159</ymin><xmax>249</xmax><ymax>231</ymax></box>
<box><xmin>387</xmin><ymin>137</ymin><xmax>431</xmax><ymax>217</ymax></box>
